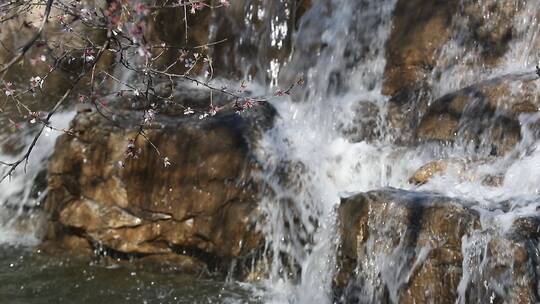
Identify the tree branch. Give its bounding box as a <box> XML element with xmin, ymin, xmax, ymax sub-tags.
<box><xmin>0</xmin><ymin>0</ymin><xmax>54</xmax><ymax>78</ymax></box>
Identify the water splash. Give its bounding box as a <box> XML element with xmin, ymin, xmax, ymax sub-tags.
<box><xmin>256</xmin><ymin>0</ymin><xmax>399</xmax><ymax>302</ymax></box>
<box><xmin>0</xmin><ymin>111</ymin><xmax>75</xmax><ymax>246</ymax></box>
<box><xmin>255</xmin><ymin>0</ymin><xmax>540</xmax><ymax>302</ymax></box>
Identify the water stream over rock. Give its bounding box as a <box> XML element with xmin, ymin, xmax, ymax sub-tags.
<box><xmin>0</xmin><ymin>0</ymin><xmax>539</xmax><ymax>303</ymax></box>
<box><xmin>254</xmin><ymin>0</ymin><xmax>540</xmax><ymax>302</ymax></box>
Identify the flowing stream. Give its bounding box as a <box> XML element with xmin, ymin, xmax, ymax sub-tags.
<box><xmin>0</xmin><ymin>0</ymin><xmax>539</xmax><ymax>303</ymax></box>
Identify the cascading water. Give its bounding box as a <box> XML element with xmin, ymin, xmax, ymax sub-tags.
<box><xmin>255</xmin><ymin>0</ymin><xmax>405</xmax><ymax>302</ymax></box>
<box><xmin>0</xmin><ymin>0</ymin><xmax>539</xmax><ymax>303</ymax></box>
<box><xmin>252</xmin><ymin>0</ymin><xmax>540</xmax><ymax>303</ymax></box>
<box><xmin>0</xmin><ymin>112</ymin><xmax>75</xmax><ymax>245</ymax></box>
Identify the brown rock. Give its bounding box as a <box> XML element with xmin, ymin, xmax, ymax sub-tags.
<box><xmin>337</xmin><ymin>189</ymin><xmax>479</xmax><ymax>303</ymax></box>
<box><xmin>383</xmin><ymin>0</ymin><xmax>459</xmax><ymax>99</ymax></box>
<box><xmin>409</xmin><ymin>157</ymin><xmax>500</xmax><ymax>185</ymax></box>
<box><xmin>40</xmin><ymin>234</ymin><xmax>94</xmax><ymax>258</ymax></box>
<box><xmin>409</xmin><ymin>159</ymin><xmax>450</xmax><ymax>185</ymax></box>
<box><xmin>459</xmin><ymin>230</ymin><xmax>539</xmax><ymax>303</ymax></box>
<box><xmin>43</xmin><ymin>102</ymin><xmax>274</xmax><ymax>274</ymax></box>
<box><xmin>59</xmin><ymin>198</ymin><xmax>142</xmax><ymax>231</ymax></box>
<box><xmin>336</xmin><ymin>188</ymin><xmax>540</xmax><ymax>303</ymax></box>
<box><xmin>144</xmin><ymin>0</ymin><xmax>306</xmax><ymax>82</ymax></box>
<box><xmin>382</xmin><ymin>0</ymin><xmax>539</xmax><ymax>143</ymax></box>
<box><xmin>416</xmin><ymin>72</ymin><xmax>540</xmax><ymax>155</ymax></box>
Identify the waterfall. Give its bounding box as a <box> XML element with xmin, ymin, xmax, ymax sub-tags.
<box><xmin>0</xmin><ymin>0</ymin><xmax>538</xmax><ymax>302</ymax></box>
<box><xmin>256</xmin><ymin>0</ymin><xmax>401</xmax><ymax>302</ymax></box>
<box><xmin>254</xmin><ymin>0</ymin><xmax>540</xmax><ymax>303</ymax></box>
<box><xmin>0</xmin><ymin>112</ymin><xmax>75</xmax><ymax>245</ymax></box>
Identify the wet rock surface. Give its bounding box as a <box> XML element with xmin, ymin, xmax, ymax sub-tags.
<box><xmin>42</xmin><ymin>103</ymin><xmax>275</xmax><ymax>277</ymax></box>
<box><xmin>383</xmin><ymin>0</ymin><xmax>459</xmax><ymax>100</ymax></box>
<box><xmin>336</xmin><ymin>188</ymin><xmax>540</xmax><ymax>303</ymax></box>
<box><xmin>416</xmin><ymin>72</ymin><xmax>540</xmax><ymax>155</ymax></box>
<box><xmin>382</xmin><ymin>0</ymin><xmax>540</xmax><ymax>149</ymax></box>
<box><xmin>383</xmin><ymin>0</ymin><xmax>537</xmax><ymax>102</ymax></box>
<box><xmin>146</xmin><ymin>0</ymin><xmax>309</xmax><ymax>81</ymax></box>
<box><xmin>409</xmin><ymin>157</ymin><xmax>502</xmax><ymax>186</ymax></box>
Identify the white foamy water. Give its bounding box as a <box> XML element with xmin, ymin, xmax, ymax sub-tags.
<box><xmin>253</xmin><ymin>0</ymin><xmax>540</xmax><ymax>303</ymax></box>
<box><xmin>0</xmin><ymin>111</ymin><xmax>75</xmax><ymax>246</ymax></box>
<box><xmin>256</xmin><ymin>0</ymin><xmax>401</xmax><ymax>302</ymax></box>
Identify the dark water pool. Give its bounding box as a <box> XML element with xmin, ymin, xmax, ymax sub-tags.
<box><xmin>0</xmin><ymin>246</ymin><xmax>261</xmax><ymax>304</ymax></box>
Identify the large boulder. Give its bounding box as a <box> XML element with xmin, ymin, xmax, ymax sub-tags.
<box><xmin>42</xmin><ymin>102</ymin><xmax>275</xmax><ymax>276</ymax></box>
<box><xmin>416</xmin><ymin>72</ymin><xmax>539</xmax><ymax>155</ymax></box>
<box><xmin>336</xmin><ymin>188</ymin><xmax>540</xmax><ymax>303</ymax></box>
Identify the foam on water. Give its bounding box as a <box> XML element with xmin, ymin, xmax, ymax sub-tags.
<box><xmin>254</xmin><ymin>0</ymin><xmax>540</xmax><ymax>302</ymax></box>
<box><xmin>0</xmin><ymin>111</ymin><xmax>75</xmax><ymax>246</ymax></box>
<box><xmin>255</xmin><ymin>0</ymin><xmax>400</xmax><ymax>302</ymax></box>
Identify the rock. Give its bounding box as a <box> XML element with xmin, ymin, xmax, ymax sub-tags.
<box><xmin>409</xmin><ymin>157</ymin><xmax>500</xmax><ymax>185</ymax></box>
<box><xmin>42</xmin><ymin>102</ymin><xmax>275</xmax><ymax>276</ymax></box>
<box><xmin>145</xmin><ymin>0</ymin><xmax>307</xmax><ymax>82</ymax></box>
<box><xmin>383</xmin><ymin>0</ymin><xmax>459</xmax><ymax>99</ymax></box>
<box><xmin>335</xmin><ymin>188</ymin><xmax>540</xmax><ymax>303</ymax></box>
<box><xmin>416</xmin><ymin>72</ymin><xmax>540</xmax><ymax>155</ymax></box>
<box><xmin>59</xmin><ymin>198</ymin><xmax>143</xmax><ymax>231</ymax></box>
<box><xmin>382</xmin><ymin>0</ymin><xmax>539</xmax><ymax>143</ymax></box>
<box><xmin>409</xmin><ymin>159</ymin><xmax>452</xmax><ymax>185</ymax></box>
<box><xmin>384</xmin><ymin>0</ymin><xmax>536</xmax><ymax>100</ymax></box>
<box><xmin>40</xmin><ymin>234</ymin><xmax>94</xmax><ymax>259</ymax></box>
<box><xmin>209</xmin><ymin>0</ymin><xmax>303</xmax><ymax>83</ymax></box>
<box><xmin>458</xmin><ymin>228</ymin><xmax>540</xmax><ymax>304</ymax></box>
<box><xmin>460</xmin><ymin>0</ymin><xmax>522</xmax><ymax>62</ymax></box>
<box><xmin>381</xmin><ymin>0</ymin><xmax>462</xmax><ymax>143</ymax></box>
<box><xmin>481</xmin><ymin>174</ymin><xmax>505</xmax><ymax>187</ymax></box>
<box><xmin>336</xmin><ymin>189</ymin><xmax>480</xmax><ymax>303</ymax></box>
<box><xmin>341</xmin><ymin>101</ymin><xmax>384</xmax><ymax>142</ymax></box>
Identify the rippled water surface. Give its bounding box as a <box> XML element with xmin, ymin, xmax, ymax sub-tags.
<box><xmin>0</xmin><ymin>247</ymin><xmax>259</xmax><ymax>304</ymax></box>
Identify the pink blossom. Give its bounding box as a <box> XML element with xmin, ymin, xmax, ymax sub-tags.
<box><xmin>30</xmin><ymin>76</ymin><xmax>43</xmax><ymax>89</ymax></box>
<box><xmin>183</xmin><ymin>107</ymin><xmax>194</xmax><ymax>115</ymax></box>
<box><xmin>83</xmin><ymin>49</ymin><xmax>95</xmax><ymax>62</ymax></box>
<box><xmin>163</xmin><ymin>157</ymin><xmax>171</xmax><ymax>168</ymax></box>
<box><xmin>209</xmin><ymin>105</ymin><xmax>218</xmax><ymax>116</ymax></box>
<box><xmin>190</xmin><ymin>2</ymin><xmax>204</xmax><ymax>14</ymax></box>
<box><xmin>243</xmin><ymin>98</ymin><xmax>255</xmax><ymax>109</ymax></box>
<box><xmin>134</xmin><ymin>3</ymin><xmax>150</xmax><ymax>16</ymax></box>
<box><xmin>4</xmin><ymin>82</ymin><xmax>14</xmax><ymax>96</ymax></box>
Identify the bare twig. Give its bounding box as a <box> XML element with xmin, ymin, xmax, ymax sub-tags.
<box><xmin>0</xmin><ymin>0</ymin><xmax>54</xmax><ymax>78</ymax></box>
<box><xmin>0</xmin><ymin>37</ymin><xmax>111</xmax><ymax>181</ymax></box>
